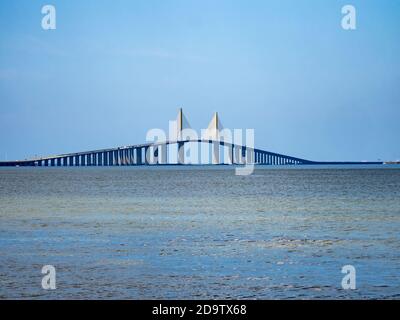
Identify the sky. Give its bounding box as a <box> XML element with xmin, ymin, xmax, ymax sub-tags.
<box><xmin>0</xmin><ymin>0</ymin><xmax>399</xmax><ymax>161</ymax></box>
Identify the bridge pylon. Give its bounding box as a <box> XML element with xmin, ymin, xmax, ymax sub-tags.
<box><xmin>173</xmin><ymin>108</ymin><xmax>191</xmax><ymax>164</ymax></box>
<box><xmin>174</xmin><ymin>108</ymin><xmax>191</xmax><ymax>140</ymax></box>
<box><xmin>203</xmin><ymin>112</ymin><xmax>223</xmax><ymax>164</ymax></box>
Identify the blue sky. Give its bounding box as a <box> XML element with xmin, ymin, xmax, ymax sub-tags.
<box><xmin>0</xmin><ymin>0</ymin><xmax>399</xmax><ymax>161</ymax></box>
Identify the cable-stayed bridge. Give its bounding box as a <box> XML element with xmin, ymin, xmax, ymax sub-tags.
<box><xmin>0</xmin><ymin>109</ymin><xmax>383</xmax><ymax>167</ymax></box>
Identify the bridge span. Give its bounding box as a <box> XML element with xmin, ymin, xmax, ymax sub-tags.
<box><xmin>0</xmin><ymin>138</ymin><xmax>382</xmax><ymax>167</ymax></box>
<box><xmin>0</xmin><ymin>109</ymin><xmax>383</xmax><ymax>167</ymax></box>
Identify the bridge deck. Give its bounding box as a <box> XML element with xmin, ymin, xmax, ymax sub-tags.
<box><xmin>0</xmin><ymin>139</ymin><xmax>383</xmax><ymax>167</ymax></box>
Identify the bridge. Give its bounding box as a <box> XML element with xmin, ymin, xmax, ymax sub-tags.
<box><xmin>0</xmin><ymin>109</ymin><xmax>383</xmax><ymax>167</ymax></box>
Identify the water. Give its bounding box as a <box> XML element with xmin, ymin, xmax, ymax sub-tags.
<box><xmin>1</xmin><ymin>166</ymin><xmax>400</xmax><ymax>299</ymax></box>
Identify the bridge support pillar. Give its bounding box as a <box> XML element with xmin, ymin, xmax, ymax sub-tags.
<box><xmin>126</xmin><ymin>149</ymin><xmax>130</xmax><ymax>165</ymax></box>
<box><xmin>212</xmin><ymin>141</ymin><xmax>219</xmax><ymax>164</ymax></box>
<box><xmin>125</xmin><ymin>149</ymin><xmax>130</xmax><ymax>165</ymax></box>
<box><xmin>133</xmin><ymin>148</ymin><xmax>137</xmax><ymax>165</ymax></box>
<box><xmin>178</xmin><ymin>142</ymin><xmax>184</xmax><ymax>164</ymax></box>
<box><xmin>246</xmin><ymin>148</ymin><xmax>253</xmax><ymax>164</ymax></box>
<box><xmin>129</xmin><ymin>148</ymin><xmax>134</xmax><ymax>165</ymax></box>
<box><xmin>119</xmin><ymin>149</ymin><xmax>123</xmax><ymax>165</ymax></box>
<box><xmin>104</xmin><ymin>152</ymin><xmax>109</xmax><ymax>166</ymax></box>
<box><xmin>115</xmin><ymin>150</ymin><xmax>120</xmax><ymax>165</ymax></box>
<box><xmin>127</xmin><ymin>149</ymin><xmax>131</xmax><ymax>165</ymax></box>
<box><xmin>124</xmin><ymin>149</ymin><xmax>129</xmax><ymax>165</ymax></box>
<box><xmin>144</xmin><ymin>146</ymin><xmax>150</xmax><ymax>165</ymax></box>
<box><xmin>136</xmin><ymin>148</ymin><xmax>142</xmax><ymax>165</ymax></box>
<box><xmin>118</xmin><ymin>149</ymin><xmax>122</xmax><ymax>165</ymax></box>
<box><xmin>112</xmin><ymin>150</ymin><xmax>117</xmax><ymax>166</ymax></box>
<box><xmin>120</xmin><ymin>150</ymin><xmax>124</xmax><ymax>165</ymax></box>
<box><xmin>120</xmin><ymin>150</ymin><xmax>124</xmax><ymax>166</ymax></box>
<box><xmin>105</xmin><ymin>152</ymin><xmax>109</xmax><ymax>166</ymax></box>
<box><xmin>153</xmin><ymin>146</ymin><xmax>159</xmax><ymax>164</ymax></box>
<box><xmin>227</xmin><ymin>144</ymin><xmax>233</xmax><ymax>164</ymax></box>
<box><xmin>234</xmin><ymin>146</ymin><xmax>240</xmax><ymax>164</ymax></box>
<box><xmin>124</xmin><ymin>149</ymin><xmax>128</xmax><ymax>165</ymax></box>
<box><xmin>241</xmin><ymin>147</ymin><xmax>246</xmax><ymax>164</ymax></box>
<box><xmin>159</xmin><ymin>144</ymin><xmax>167</xmax><ymax>164</ymax></box>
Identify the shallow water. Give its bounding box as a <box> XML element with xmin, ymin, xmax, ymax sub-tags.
<box><xmin>1</xmin><ymin>166</ymin><xmax>400</xmax><ymax>299</ymax></box>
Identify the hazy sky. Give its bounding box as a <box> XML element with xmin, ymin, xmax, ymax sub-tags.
<box><xmin>0</xmin><ymin>0</ymin><xmax>399</xmax><ymax>161</ymax></box>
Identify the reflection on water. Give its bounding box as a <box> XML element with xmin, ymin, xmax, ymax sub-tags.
<box><xmin>1</xmin><ymin>166</ymin><xmax>400</xmax><ymax>299</ymax></box>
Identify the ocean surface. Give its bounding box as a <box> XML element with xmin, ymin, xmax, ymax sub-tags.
<box><xmin>1</xmin><ymin>166</ymin><xmax>400</xmax><ymax>299</ymax></box>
